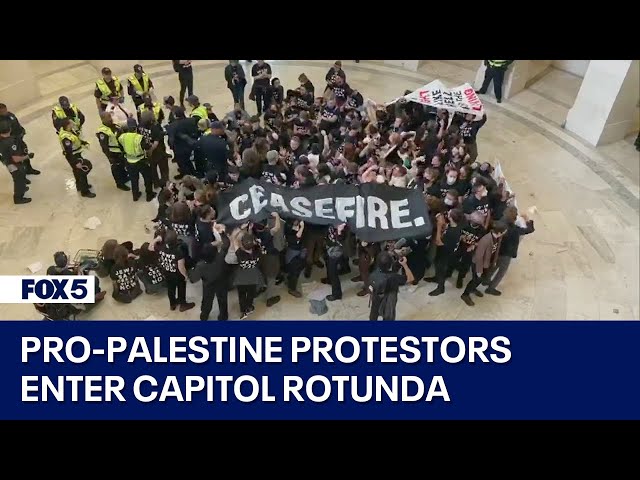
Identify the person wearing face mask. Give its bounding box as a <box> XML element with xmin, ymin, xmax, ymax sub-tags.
<box><xmin>463</xmin><ymin>179</ymin><xmax>491</xmax><ymax>218</ymax></box>
<box><xmin>430</xmin><ymin>166</ymin><xmax>460</xmax><ymax>198</ymax></box>
<box><xmin>427</xmin><ymin>208</ymin><xmax>464</xmax><ymax>296</ymax></box>
<box><xmin>443</xmin><ymin>189</ymin><xmax>459</xmax><ymax>210</ymax></box>
<box><xmin>482</xmin><ymin>206</ymin><xmax>534</xmax><ymax>296</ymax></box>
<box><xmin>461</xmin><ymin>221</ymin><xmax>508</xmax><ymax>306</ymax></box>
<box><xmin>454</xmin><ymin>211</ymin><xmax>487</xmax><ymax>289</ymax></box>
<box><xmin>459</xmin><ymin>112</ymin><xmax>487</xmax><ymax>162</ymax></box>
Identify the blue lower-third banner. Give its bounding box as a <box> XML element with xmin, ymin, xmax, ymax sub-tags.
<box><xmin>2</xmin><ymin>321</ymin><xmax>639</xmax><ymax>420</ymax></box>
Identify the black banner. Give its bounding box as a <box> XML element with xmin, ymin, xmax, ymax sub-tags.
<box><xmin>216</xmin><ymin>179</ymin><xmax>432</xmax><ymax>242</ymax></box>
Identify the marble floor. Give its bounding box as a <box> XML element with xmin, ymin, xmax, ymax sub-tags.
<box><xmin>0</xmin><ymin>60</ymin><xmax>638</xmax><ymax>321</ymax></box>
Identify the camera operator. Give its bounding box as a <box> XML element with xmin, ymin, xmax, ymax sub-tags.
<box><xmin>37</xmin><ymin>252</ymin><xmax>106</xmax><ymax>320</ymax></box>
<box><xmin>368</xmin><ymin>250</ymin><xmax>415</xmax><ymax>321</ymax></box>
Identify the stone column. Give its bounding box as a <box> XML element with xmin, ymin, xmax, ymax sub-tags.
<box><xmin>0</xmin><ymin>61</ymin><xmax>40</xmax><ymax>109</ymax></box>
<box><xmin>565</xmin><ymin>60</ymin><xmax>639</xmax><ymax>146</ymax></box>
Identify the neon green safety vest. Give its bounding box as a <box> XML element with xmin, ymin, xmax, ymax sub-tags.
<box><xmin>190</xmin><ymin>105</ymin><xmax>208</xmax><ymax>120</ymax></box>
<box><xmin>118</xmin><ymin>132</ymin><xmax>145</xmax><ymax>163</ymax></box>
<box><xmin>58</xmin><ymin>129</ymin><xmax>83</xmax><ymax>154</ymax></box>
<box><xmin>96</xmin><ymin>124</ymin><xmax>122</xmax><ymax>153</ymax></box>
<box><xmin>488</xmin><ymin>60</ymin><xmax>510</xmax><ymax>69</ymax></box>
<box><xmin>96</xmin><ymin>76</ymin><xmax>123</xmax><ymax>103</ymax></box>
<box><xmin>53</xmin><ymin>104</ymin><xmax>81</xmax><ymax>131</ymax></box>
<box><xmin>139</xmin><ymin>103</ymin><xmax>162</xmax><ymax>121</ymax></box>
<box><xmin>128</xmin><ymin>73</ymin><xmax>150</xmax><ymax>94</ymax></box>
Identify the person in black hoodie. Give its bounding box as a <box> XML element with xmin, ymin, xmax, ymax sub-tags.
<box><xmin>189</xmin><ymin>232</ymin><xmax>230</xmax><ymax>321</ymax></box>
<box><xmin>483</xmin><ymin>206</ymin><xmax>534</xmax><ymax>295</ymax></box>
<box><xmin>224</xmin><ymin>60</ymin><xmax>247</xmax><ymax>110</ymax></box>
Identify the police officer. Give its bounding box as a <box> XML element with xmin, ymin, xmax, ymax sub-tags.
<box><xmin>52</xmin><ymin>96</ymin><xmax>85</xmax><ymax>133</ymax></box>
<box><xmin>139</xmin><ymin>110</ymin><xmax>170</xmax><ymax>189</ymax></box>
<box><xmin>59</xmin><ymin>118</ymin><xmax>95</xmax><ymax>198</ymax></box>
<box><xmin>127</xmin><ymin>64</ymin><xmax>154</xmax><ymax>111</ymax></box>
<box><xmin>475</xmin><ymin>60</ymin><xmax>514</xmax><ymax>104</ymax></box>
<box><xmin>94</xmin><ymin>67</ymin><xmax>124</xmax><ymax>113</ymax></box>
<box><xmin>186</xmin><ymin>95</ymin><xmax>208</xmax><ymax>123</ymax></box>
<box><xmin>165</xmin><ymin>106</ymin><xmax>198</xmax><ymax>179</ymax></box>
<box><xmin>0</xmin><ymin>121</ymin><xmax>31</xmax><ymax>204</ymax></box>
<box><xmin>0</xmin><ymin>103</ymin><xmax>40</xmax><ymax>175</ymax></box>
<box><xmin>118</xmin><ymin>118</ymin><xmax>156</xmax><ymax>202</ymax></box>
<box><xmin>96</xmin><ymin>112</ymin><xmax>130</xmax><ymax>191</ymax></box>
<box><xmin>138</xmin><ymin>93</ymin><xmax>165</xmax><ymax>124</ymax></box>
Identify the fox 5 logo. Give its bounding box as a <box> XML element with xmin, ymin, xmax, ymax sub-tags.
<box><xmin>0</xmin><ymin>276</ymin><xmax>96</xmax><ymax>303</ymax></box>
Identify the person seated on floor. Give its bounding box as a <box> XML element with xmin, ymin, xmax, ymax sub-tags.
<box><xmin>137</xmin><ymin>241</ymin><xmax>167</xmax><ymax>294</ymax></box>
<box><xmin>110</xmin><ymin>245</ymin><xmax>143</xmax><ymax>303</ymax></box>
<box><xmin>42</xmin><ymin>251</ymin><xmax>106</xmax><ymax>317</ymax></box>
<box><xmin>96</xmin><ymin>239</ymin><xmax>135</xmax><ymax>277</ymax></box>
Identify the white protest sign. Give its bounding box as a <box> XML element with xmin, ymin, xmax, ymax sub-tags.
<box><xmin>392</xmin><ymin>80</ymin><xmax>485</xmax><ymax>118</ymax></box>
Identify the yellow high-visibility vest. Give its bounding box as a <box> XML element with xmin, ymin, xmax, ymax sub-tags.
<box><xmin>53</xmin><ymin>104</ymin><xmax>82</xmax><ymax>131</ymax></box>
<box><xmin>96</xmin><ymin>124</ymin><xmax>122</xmax><ymax>153</ymax></box>
<box><xmin>190</xmin><ymin>105</ymin><xmax>208</xmax><ymax>120</ymax></box>
<box><xmin>58</xmin><ymin>129</ymin><xmax>83</xmax><ymax>155</ymax></box>
<box><xmin>118</xmin><ymin>132</ymin><xmax>145</xmax><ymax>163</ymax></box>
<box><xmin>139</xmin><ymin>102</ymin><xmax>162</xmax><ymax>121</ymax></box>
<box><xmin>128</xmin><ymin>73</ymin><xmax>150</xmax><ymax>94</ymax></box>
<box><xmin>96</xmin><ymin>76</ymin><xmax>123</xmax><ymax>103</ymax></box>
<box><xmin>488</xmin><ymin>60</ymin><xmax>509</xmax><ymax>69</ymax></box>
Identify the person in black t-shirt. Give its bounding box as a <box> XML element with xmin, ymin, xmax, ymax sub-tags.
<box><xmin>459</xmin><ymin>113</ymin><xmax>487</xmax><ymax>162</ymax></box>
<box><xmin>298</xmin><ymin>73</ymin><xmax>315</xmax><ymax>97</ymax></box>
<box><xmin>463</xmin><ymin>180</ymin><xmax>491</xmax><ymax>225</ymax></box>
<box><xmin>454</xmin><ymin>211</ymin><xmax>486</xmax><ymax>288</ymax></box>
<box><xmin>189</xmin><ymin>234</ymin><xmax>231</xmax><ymax>321</ymax></box>
<box><xmin>110</xmin><ymin>245</ymin><xmax>143</xmax><ymax>303</ymax></box>
<box><xmin>251</xmin><ymin>60</ymin><xmax>272</xmax><ymax>115</ymax></box>
<box><xmin>263</xmin><ymin>103</ymin><xmax>280</xmax><ymax>132</ymax></box>
<box><xmin>224</xmin><ymin>60</ymin><xmax>247</xmax><ymax>110</ymax></box>
<box><xmin>154</xmin><ymin>229</ymin><xmax>195</xmax><ymax>312</ymax></box>
<box><xmin>270</xmin><ymin>78</ymin><xmax>284</xmax><ymax>107</ymax></box>
<box><xmin>139</xmin><ymin>111</ymin><xmax>169</xmax><ymax>189</ymax></box>
<box><xmin>332</xmin><ymin>76</ymin><xmax>352</xmax><ymax>108</ymax></box>
<box><xmin>427</xmin><ymin>208</ymin><xmax>464</xmax><ymax>296</ymax></box>
<box><xmin>137</xmin><ymin>242</ymin><xmax>166</xmax><ymax>294</ymax></box>
<box><xmin>345</xmin><ymin>88</ymin><xmax>363</xmax><ymax>111</ymax></box>
<box><xmin>172</xmin><ymin>60</ymin><xmax>194</xmax><ymax>107</ymax></box>
<box><xmin>293</xmin><ymin>111</ymin><xmax>312</xmax><ymax>140</ymax></box>
<box><xmin>368</xmin><ymin>251</ymin><xmax>415</xmax><ymax>321</ymax></box>
<box><xmin>318</xmin><ymin>98</ymin><xmax>340</xmax><ymax>133</ymax></box>
<box><xmin>324</xmin><ymin>60</ymin><xmax>346</xmax><ymax>95</ymax></box>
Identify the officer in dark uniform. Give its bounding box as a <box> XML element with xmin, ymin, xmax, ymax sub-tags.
<box><xmin>52</xmin><ymin>96</ymin><xmax>85</xmax><ymax>133</ymax></box>
<box><xmin>0</xmin><ymin>121</ymin><xmax>31</xmax><ymax>204</ymax></box>
<box><xmin>165</xmin><ymin>106</ymin><xmax>198</xmax><ymax>179</ymax></box>
<box><xmin>196</xmin><ymin>120</ymin><xmax>231</xmax><ymax>178</ymax></box>
<box><xmin>59</xmin><ymin>118</ymin><xmax>95</xmax><ymax>198</ymax></box>
<box><xmin>96</xmin><ymin>112</ymin><xmax>130</xmax><ymax>191</ymax></box>
<box><xmin>0</xmin><ymin>103</ymin><xmax>40</xmax><ymax>176</ymax></box>
<box><xmin>476</xmin><ymin>60</ymin><xmax>514</xmax><ymax>103</ymax></box>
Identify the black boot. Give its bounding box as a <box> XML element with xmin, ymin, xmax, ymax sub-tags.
<box><xmin>428</xmin><ymin>287</ymin><xmax>444</xmax><ymax>296</ymax></box>
<box><xmin>456</xmin><ymin>274</ymin><xmax>464</xmax><ymax>289</ymax></box>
